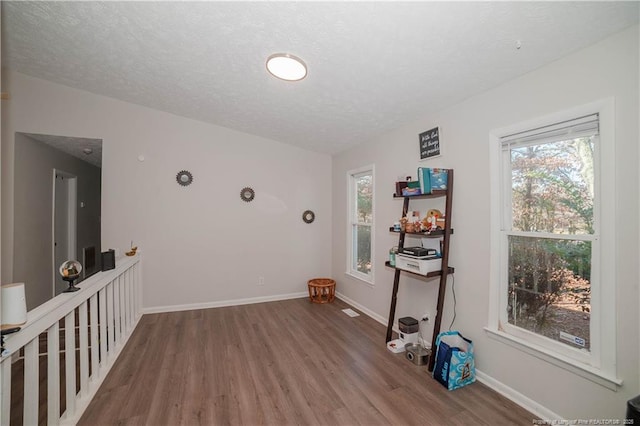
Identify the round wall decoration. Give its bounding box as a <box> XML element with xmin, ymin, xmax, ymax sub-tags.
<box><xmin>302</xmin><ymin>210</ymin><xmax>315</xmax><ymax>223</ymax></box>
<box><xmin>176</xmin><ymin>170</ymin><xmax>193</xmax><ymax>187</ymax></box>
<box><xmin>240</xmin><ymin>187</ymin><xmax>255</xmax><ymax>202</ymax></box>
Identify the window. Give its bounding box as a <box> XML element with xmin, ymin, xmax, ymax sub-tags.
<box><xmin>489</xmin><ymin>100</ymin><xmax>619</xmax><ymax>387</ymax></box>
<box><xmin>347</xmin><ymin>165</ymin><xmax>374</xmax><ymax>284</ymax></box>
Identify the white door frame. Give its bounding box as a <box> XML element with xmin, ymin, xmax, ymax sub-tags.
<box><xmin>52</xmin><ymin>169</ymin><xmax>77</xmax><ymax>296</ymax></box>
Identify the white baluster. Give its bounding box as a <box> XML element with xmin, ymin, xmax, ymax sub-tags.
<box><xmin>64</xmin><ymin>311</ymin><xmax>76</xmax><ymax>417</ymax></box>
<box><xmin>106</xmin><ymin>282</ymin><xmax>114</xmax><ymax>360</ymax></box>
<box><xmin>125</xmin><ymin>269</ymin><xmax>131</xmax><ymax>332</ymax></box>
<box><xmin>79</xmin><ymin>301</ymin><xmax>89</xmax><ymax>397</ymax></box>
<box><xmin>114</xmin><ymin>277</ymin><xmax>121</xmax><ymax>347</ymax></box>
<box><xmin>128</xmin><ymin>268</ymin><xmax>136</xmax><ymax>326</ymax></box>
<box><xmin>120</xmin><ymin>272</ymin><xmax>128</xmax><ymax>333</ymax></box>
<box><xmin>99</xmin><ymin>288</ymin><xmax>108</xmax><ymax>369</ymax></box>
<box><xmin>135</xmin><ymin>265</ymin><xmax>142</xmax><ymax>319</ymax></box>
<box><xmin>132</xmin><ymin>268</ymin><xmax>137</xmax><ymax>323</ymax></box>
<box><xmin>23</xmin><ymin>338</ymin><xmax>39</xmax><ymax>425</ymax></box>
<box><xmin>47</xmin><ymin>322</ymin><xmax>60</xmax><ymax>425</ymax></box>
<box><xmin>1</xmin><ymin>356</ymin><xmax>12</xmax><ymax>426</ymax></box>
<box><xmin>131</xmin><ymin>267</ymin><xmax>136</xmax><ymax>322</ymax></box>
<box><xmin>89</xmin><ymin>294</ymin><xmax>99</xmax><ymax>383</ymax></box>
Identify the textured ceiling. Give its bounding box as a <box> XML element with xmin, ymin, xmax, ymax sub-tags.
<box><xmin>23</xmin><ymin>133</ymin><xmax>103</xmax><ymax>168</ymax></box>
<box><xmin>2</xmin><ymin>2</ymin><xmax>638</xmax><ymax>155</ymax></box>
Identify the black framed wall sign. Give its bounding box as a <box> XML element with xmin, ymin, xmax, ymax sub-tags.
<box><xmin>419</xmin><ymin>127</ymin><xmax>441</xmax><ymax>160</ymax></box>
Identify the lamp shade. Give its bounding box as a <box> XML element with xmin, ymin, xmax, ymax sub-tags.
<box><xmin>1</xmin><ymin>282</ymin><xmax>27</xmax><ymax>329</ymax></box>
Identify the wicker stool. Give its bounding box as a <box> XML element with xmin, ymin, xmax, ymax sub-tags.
<box><xmin>307</xmin><ymin>278</ymin><xmax>336</xmax><ymax>304</ymax></box>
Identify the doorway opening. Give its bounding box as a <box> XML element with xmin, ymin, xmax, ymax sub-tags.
<box><xmin>52</xmin><ymin>169</ymin><xmax>77</xmax><ymax>296</ymax></box>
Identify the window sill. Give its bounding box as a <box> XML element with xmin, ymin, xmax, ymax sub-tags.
<box><xmin>484</xmin><ymin>327</ymin><xmax>622</xmax><ymax>391</ymax></box>
<box><xmin>344</xmin><ymin>271</ymin><xmax>374</xmax><ymax>287</ymax></box>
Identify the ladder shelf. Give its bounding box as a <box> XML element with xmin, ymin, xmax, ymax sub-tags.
<box><xmin>385</xmin><ymin>169</ymin><xmax>454</xmax><ymax>372</ymax></box>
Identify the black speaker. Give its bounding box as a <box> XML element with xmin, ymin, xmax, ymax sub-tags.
<box><xmin>628</xmin><ymin>395</ymin><xmax>640</xmax><ymax>424</ymax></box>
<box><xmin>101</xmin><ymin>249</ymin><xmax>115</xmax><ymax>271</ymax></box>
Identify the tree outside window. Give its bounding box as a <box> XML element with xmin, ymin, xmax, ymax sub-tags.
<box><xmin>348</xmin><ymin>167</ymin><xmax>374</xmax><ymax>283</ymax></box>
<box><xmin>507</xmin><ymin>136</ymin><xmax>595</xmax><ymax>350</ymax></box>
<box><xmin>354</xmin><ymin>173</ymin><xmax>373</xmax><ymax>274</ymax></box>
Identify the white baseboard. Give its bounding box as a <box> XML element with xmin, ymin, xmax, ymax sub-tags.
<box><xmin>142</xmin><ymin>291</ymin><xmax>308</xmax><ymax>314</ymax></box>
<box><xmin>475</xmin><ymin>369</ymin><xmax>561</xmax><ymax>421</ymax></box>
<box><xmin>336</xmin><ymin>291</ymin><xmax>429</xmax><ymax>346</ymax></box>
<box><xmin>335</xmin><ymin>291</ymin><xmax>388</xmax><ymax>326</ymax></box>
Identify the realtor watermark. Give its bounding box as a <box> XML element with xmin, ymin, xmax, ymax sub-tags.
<box><xmin>533</xmin><ymin>420</ymin><xmax>634</xmax><ymax>425</ymax></box>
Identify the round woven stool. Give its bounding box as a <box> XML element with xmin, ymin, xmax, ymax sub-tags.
<box><xmin>307</xmin><ymin>278</ymin><xmax>336</xmax><ymax>304</ymax></box>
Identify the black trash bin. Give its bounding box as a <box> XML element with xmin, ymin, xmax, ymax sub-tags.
<box><xmin>627</xmin><ymin>394</ymin><xmax>640</xmax><ymax>423</ymax></box>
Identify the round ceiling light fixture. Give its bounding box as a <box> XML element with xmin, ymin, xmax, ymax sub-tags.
<box><xmin>266</xmin><ymin>53</ymin><xmax>307</xmax><ymax>81</ymax></box>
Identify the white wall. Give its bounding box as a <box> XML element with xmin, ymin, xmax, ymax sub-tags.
<box><xmin>332</xmin><ymin>26</ymin><xmax>639</xmax><ymax>419</ymax></box>
<box><xmin>1</xmin><ymin>71</ymin><xmax>332</xmax><ymax>310</ymax></box>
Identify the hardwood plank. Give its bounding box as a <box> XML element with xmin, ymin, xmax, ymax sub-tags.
<box><xmin>78</xmin><ymin>298</ymin><xmax>534</xmax><ymax>425</ymax></box>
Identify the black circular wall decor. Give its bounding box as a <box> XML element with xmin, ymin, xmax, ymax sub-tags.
<box><xmin>240</xmin><ymin>187</ymin><xmax>255</xmax><ymax>202</ymax></box>
<box><xmin>302</xmin><ymin>210</ymin><xmax>315</xmax><ymax>223</ymax></box>
<box><xmin>176</xmin><ymin>170</ymin><xmax>193</xmax><ymax>186</ymax></box>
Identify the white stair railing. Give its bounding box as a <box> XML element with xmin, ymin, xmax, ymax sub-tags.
<box><xmin>0</xmin><ymin>254</ymin><xmax>142</xmax><ymax>426</ymax></box>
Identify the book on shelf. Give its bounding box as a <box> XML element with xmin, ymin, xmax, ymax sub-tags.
<box><xmin>429</xmin><ymin>168</ymin><xmax>448</xmax><ymax>191</ymax></box>
<box><xmin>417</xmin><ymin>167</ymin><xmax>431</xmax><ymax>195</ymax></box>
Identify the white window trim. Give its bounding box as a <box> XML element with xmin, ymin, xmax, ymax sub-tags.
<box><xmin>346</xmin><ymin>164</ymin><xmax>375</xmax><ymax>286</ymax></box>
<box><xmin>487</xmin><ymin>98</ymin><xmax>621</xmax><ymax>389</ymax></box>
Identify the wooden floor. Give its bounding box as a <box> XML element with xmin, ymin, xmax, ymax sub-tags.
<box><xmin>78</xmin><ymin>298</ymin><xmax>534</xmax><ymax>425</ymax></box>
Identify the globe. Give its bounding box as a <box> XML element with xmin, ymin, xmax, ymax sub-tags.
<box><xmin>59</xmin><ymin>260</ymin><xmax>82</xmax><ymax>292</ymax></box>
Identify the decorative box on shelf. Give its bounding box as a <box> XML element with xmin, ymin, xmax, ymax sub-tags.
<box><xmin>395</xmin><ymin>181</ymin><xmax>408</xmax><ymax>197</ymax></box>
<box><xmin>401</xmin><ymin>181</ymin><xmax>421</xmax><ymax>196</ymax></box>
<box><xmin>402</xmin><ymin>187</ymin><xmax>421</xmax><ymax>196</ymax></box>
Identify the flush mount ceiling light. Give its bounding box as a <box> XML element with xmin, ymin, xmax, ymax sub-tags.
<box><xmin>266</xmin><ymin>53</ymin><xmax>307</xmax><ymax>81</ymax></box>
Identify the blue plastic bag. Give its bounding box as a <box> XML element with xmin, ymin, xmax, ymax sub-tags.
<box><xmin>433</xmin><ymin>330</ymin><xmax>476</xmax><ymax>390</ymax></box>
